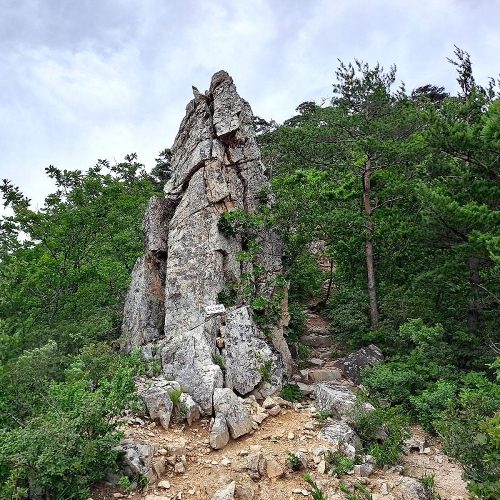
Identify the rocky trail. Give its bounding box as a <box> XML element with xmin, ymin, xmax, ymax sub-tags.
<box><xmin>90</xmin><ymin>311</ymin><xmax>469</xmax><ymax>500</ymax></box>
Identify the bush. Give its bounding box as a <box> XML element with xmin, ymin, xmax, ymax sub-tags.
<box><xmin>409</xmin><ymin>381</ymin><xmax>457</xmax><ymax>433</ymax></box>
<box><xmin>286</xmin><ymin>301</ymin><xmax>307</xmax><ymax>342</ymax></box>
<box><xmin>434</xmin><ymin>370</ymin><xmax>500</xmax><ymax>500</ymax></box>
<box><xmin>280</xmin><ymin>384</ymin><xmax>303</xmax><ymax>402</ymax></box>
<box><xmin>288</xmin><ymin>251</ymin><xmax>324</xmax><ymax>301</ymax></box>
<box><xmin>0</xmin><ymin>350</ymin><xmax>137</xmax><ymax>499</ymax></box>
<box><xmin>352</xmin><ymin>403</ymin><xmax>410</xmax><ymax>466</ymax></box>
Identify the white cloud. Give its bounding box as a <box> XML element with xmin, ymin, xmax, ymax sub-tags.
<box><xmin>1</xmin><ymin>0</ymin><xmax>500</xmax><ymax>212</ymax></box>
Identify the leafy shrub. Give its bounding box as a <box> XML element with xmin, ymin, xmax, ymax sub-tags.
<box><xmin>297</xmin><ymin>343</ymin><xmax>312</xmax><ymax>366</ymax></box>
<box><xmin>362</xmin><ymin>319</ymin><xmax>458</xmax><ymax>410</ymax></box>
<box><xmin>280</xmin><ymin>384</ymin><xmax>303</xmax><ymax>402</ymax></box>
<box><xmin>434</xmin><ymin>369</ymin><xmax>500</xmax><ymax>500</ymax></box>
<box><xmin>352</xmin><ymin>403</ymin><xmax>410</xmax><ymax>466</ymax></box>
<box><xmin>409</xmin><ymin>381</ymin><xmax>457</xmax><ymax>433</ymax></box>
<box><xmin>288</xmin><ymin>251</ymin><xmax>324</xmax><ymax>301</ymax></box>
<box><xmin>0</xmin><ymin>345</ymin><xmax>138</xmax><ymax>500</ymax></box>
<box><xmin>288</xmin><ymin>452</ymin><xmax>302</xmax><ymax>470</ymax></box>
<box><xmin>326</xmin><ymin>451</ymin><xmax>354</xmax><ymax>476</ymax></box>
<box><xmin>286</xmin><ymin>301</ymin><xmax>307</xmax><ymax>342</ymax></box>
<box><xmin>327</xmin><ymin>287</ymin><xmax>369</xmax><ymax>346</ymax></box>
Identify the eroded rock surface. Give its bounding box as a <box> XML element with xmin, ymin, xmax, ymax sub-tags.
<box><xmin>122</xmin><ymin>71</ymin><xmax>292</xmax><ymax>416</ymax></box>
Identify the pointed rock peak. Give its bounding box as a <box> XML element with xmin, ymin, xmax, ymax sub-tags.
<box><xmin>122</xmin><ymin>72</ymin><xmax>292</xmax><ymax>421</ymax></box>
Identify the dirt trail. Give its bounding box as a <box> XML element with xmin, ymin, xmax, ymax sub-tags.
<box><xmin>91</xmin><ymin>310</ymin><xmax>469</xmax><ymax>500</ymax></box>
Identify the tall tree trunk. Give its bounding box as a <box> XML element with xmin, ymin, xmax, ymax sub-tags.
<box><xmin>363</xmin><ymin>157</ymin><xmax>379</xmax><ymax>328</ymax></box>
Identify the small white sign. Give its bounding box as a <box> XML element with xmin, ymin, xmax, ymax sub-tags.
<box><xmin>205</xmin><ymin>304</ymin><xmax>226</xmax><ymax>315</ymax></box>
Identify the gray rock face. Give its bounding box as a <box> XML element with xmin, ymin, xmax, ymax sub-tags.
<box><xmin>140</xmin><ymin>385</ymin><xmax>174</xmax><ymax>430</ymax></box>
<box><xmin>398</xmin><ymin>477</ymin><xmax>429</xmax><ymax>500</ymax></box>
<box><xmin>224</xmin><ymin>306</ymin><xmax>285</xmax><ymax>396</ymax></box>
<box><xmin>121</xmin><ymin>197</ymin><xmax>177</xmax><ymax>351</ymax></box>
<box><xmin>211</xmin><ymin>481</ymin><xmax>236</xmax><ymax>500</ymax></box>
<box><xmin>318</xmin><ymin>421</ymin><xmax>362</xmax><ymax>451</ymax></box>
<box><xmin>342</xmin><ymin>344</ymin><xmax>384</xmax><ymax>385</ymax></box>
<box><xmin>315</xmin><ymin>383</ymin><xmax>374</xmax><ymax>421</ymax></box>
<box><xmin>179</xmin><ymin>392</ymin><xmax>201</xmax><ymax>426</ymax></box>
<box><xmin>117</xmin><ymin>439</ymin><xmax>157</xmax><ymax>483</ymax></box>
<box><xmin>210</xmin><ymin>413</ymin><xmax>230</xmax><ymax>449</ymax></box>
<box><xmin>213</xmin><ymin>388</ymin><xmax>252</xmax><ymax>439</ymax></box>
<box><xmin>121</xmin><ymin>71</ymin><xmax>292</xmax><ymax>414</ymax></box>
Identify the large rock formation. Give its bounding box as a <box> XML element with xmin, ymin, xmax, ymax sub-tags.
<box><xmin>122</xmin><ymin>71</ymin><xmax>292</xmax><ymax>414</ymax></box>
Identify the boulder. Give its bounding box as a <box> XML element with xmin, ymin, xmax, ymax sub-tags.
<box><xmin>179</xmin><ymin>392</ymin><xmax>201</xmax><ymax>426</ymax></box>
<box><xmin>116</xmin><ymin>439</ymin><xmax>156</xmax><ymax>483</ymax></box>
<box><xmin>342</xmin><ymin>344</ymin><xmax>384</xmax><ymax>385</ymax></box>
<box><xmin>210</xmin><ymin>413</ymin><xmax>230</xmax><ymax>450</ymax></box>
<box><xmin>318</xmin><ymin>421</ymin><xmax>362</xmax><ymax>451</ymax></box>
<box><xmin>315</xmin><ymin>383</ymin><xmax>374</xmax><ymax>421</ymax></box>
<box><xmin>224</xmin><ymin>306</ymin><xmax>284</xmax><ymax>396</ymax></box>
<box><xmin>211</xmin><ymin>481</ymin><xmax>236</xmax><ymax>500</ymax></box>
<box><xmin>398</xmin><ymin>477</ymin><xmax>429</xmax><ymax>500</ymax></box>
<box><xmin>140</xmin><ymin>385</ymin><xmax>173</xmax><ymax>430</ymax></box>
<box><xmin>308</xmin><ymin>369</ymin><xmax>342</xmax><ymax>383</ymax></box>
<box><xmin>213</xmin><ymin>388</ymin><xmax>252</xmax><ymax>439</ymax></box>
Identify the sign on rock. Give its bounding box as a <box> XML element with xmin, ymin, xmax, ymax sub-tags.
<box><xmin>205</xmin><ymin>304</ymin><xmax>226</xmax><ymax>315</ymax></box>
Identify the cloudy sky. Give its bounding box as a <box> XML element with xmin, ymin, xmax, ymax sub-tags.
<box><xmin>1</xmin><ymin>0</ymin><xmax>499</xmax><ymax>210</ymax></box>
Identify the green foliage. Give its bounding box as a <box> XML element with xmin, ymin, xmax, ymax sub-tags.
<box><xmin>0</xmin><ymin>358</ymin><xmax>136</xmax><ymax>499</ymax></box>
<box><xmin>419</xmin><ymin>474</ymin><xmax>442</xmax><ymax>500</ymax></box>
<box><xmin>434</xmin><ymin>369</ymin><xmax>500</xmax><ymax>500</ymax></box>
<box><xmin>362</xmin><ymin>319</ymin><xmax>458</xmax><ymax>412</ymax></box>
<box><xmin>0</xmin><ymin>155</ymin><xmax>160</xmax><ymax>498</ymax></box>
<box><xmin>288</xmin><ymin>252</ymin><xmax>324</xmax><ymax>301</ymax></box>
<box><xmin>258</xmin><ymin>360</ymin><xmax>273</xmax><ymax>383</ymax></box>
<box><xmin>286</xmin><ymin>301</ymin><xmax>307</xmax><ymax>342</ymax></box>
<box><xmin>352</xmin><ymin>403</ymin><xmax>410</xmax><ymax>466</ymax></box>
<box><xmin>280</xmin><ymin>384</ymin><xmax>303</xmax><ymax>402</ymax></box>
<box><xmin>297</xmin><ymin>343</ymin><xmax>312</xmax><ymax>366</ymax></box>
<box><xmin>303</xmin><ymin>473</ymin><xmax>328</xmax><ymax>500</ymax></box>
<box><xmin>118</xmin><ymin>475</ymin><xmax>132</xmax><ymax>493</ymax></box>
<box><xmin>339</xmin><ymin>482</ymin><xmax>373</xmax><ymax>500</ymax></box>
<box><xmin>287</xmin><ymin>452</ymin><xmax>302</xmax><ymax>471</ymax></box>
<box><xmin>167</xmin><ymin>387</ymin><xmax>184</xmax><ymax>406</ymax></box>
<box><xmin>314</xmin><ymin>409</ymin><xmax>332</xmax><ymax>423</ymax></box>
<box><xmin>326</xmin><ymin>451</ymin><xmax>354</xmax><ymax>476</ymax></box>
<box><xmin>212</xmin><ymin>353</ymin><xmax>225</xmax><ymax>371</ymax></box>
<box><xmin>409</xmin><ymin>381</ymin><xmax>457</xmax><ymax>433</ymax></box>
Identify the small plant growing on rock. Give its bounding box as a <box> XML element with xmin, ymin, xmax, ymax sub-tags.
<box><xmin>172</xmin><ymin>401</ymin><xmax>188</xmax><ymax>423</ymax></box>
<box><xmin>288</xmin><ymin>452</ymin><xmax>302</xmax><ymax>471</ymax></box>
<box><xmin>314</xmin><ymin>409</ymin><xmax>332</xmax><ymax>423</ymax></box>
<box><xmin>149</xmin><ymin>359</ymin><xmax>161</xmax><ymax>376</ymax></box>
<box><xmin>419</xmin><ymin>473</ymin><xmax>443</xmax><ymax>500</ymax></box>
<box><xmin>118</xmin><ymin>475</ymin><xmax>132</xmax><ymax>493</ymax></box>
<box><xmin>168</xmin><ymin>387</ymin><xmax>189</xmax><ymax>424</ymax></box>
<box><xmin>212</xmin><ymin>353</ymin><xmax>225</xmax><ymax>371</ymax></box>
<box><xmin>297</xmin><ymin>343</ymin><xmax>312</xmax><ymax>366</ymax></box>
<box><xmin>167</xmin><ymin>387</ymin><xmax>184</xmax><ymax>405</ymax></box>
<box><xmin>259</xmin><ymin>360</ymin><xmax>273</xmax><ymax>383</ymax></box>
<box><xmin>280</xmin><ymin>383</ymin><xmax>302</xmax><ymax>402</ymax></box>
